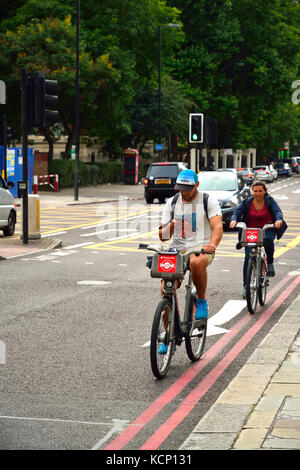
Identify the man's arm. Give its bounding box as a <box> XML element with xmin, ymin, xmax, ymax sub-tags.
<box><xmin>159</xmin><ymin>220</ymin><xmax>174</xmax><ymax>241</ymax></box>
<box><xmin>204</xmin><ymin>215</ymin><xmax>223</xmax><ymax>252</ymax></box>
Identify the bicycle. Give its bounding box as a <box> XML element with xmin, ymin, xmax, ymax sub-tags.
<box><xmin>236</xmin><ymin>222</ymin><xmax>274</xmax><ymax>315</ymax></box>
<box><xmin>139</xmin><ymin>243</ymin><xmax>211</xmax><ymax>379</ymax></box>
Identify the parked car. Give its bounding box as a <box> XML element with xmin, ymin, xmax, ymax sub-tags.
<box><xmin>270</xmin><ymin>164</ymin><xmax>278</xmax><ymax>180</ymax></box>
<box><xmin>252</xmin><ymin>165</ymin><xmax>274</xmax><ymax>183</ymax></box>
<box><xmin>217</xmin><ymin>168</ymin><xmax>238</xmax><ymax>172</ymax></box>
<box><xmin>274</xmin><ymin>161</ymin><xmax>292</xmax><ymax>177</ymax></box>
<box><xmin>0</xmin><ymin>175</ymin><xmax>16</xmax><ymax>236</ymax></box>
<box><xmin>284</xmin><ymin>157</ymin><xmax>300</xmax><ymax>174</ymax></box>
<box><xmin>236</xmin><ymin>167</ymin><xmax>257</xmax><ymax>185</ymax></box>
<box><xmin>197</xmin><ymin>170</ymin><xmax>251</xmax><ymax>228</ymax></box>
<box><xmin>144</xmin><ymin>162</ymin><xmax>188</xmax><ymax>204</ymax></box>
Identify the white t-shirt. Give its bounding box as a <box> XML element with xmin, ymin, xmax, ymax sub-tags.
<box><xmin>161</xmin><ymin>192</ymin><xmax>221</xmax><ymax>250</ymax></box>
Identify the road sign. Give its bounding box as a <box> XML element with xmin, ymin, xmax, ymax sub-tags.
<box><xmin>155</xmin><ymin>144</ymin><xmax>164</xmax><ymax>151</ymax></box>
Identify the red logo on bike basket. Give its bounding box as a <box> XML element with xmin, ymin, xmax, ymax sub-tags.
<box><xmin>158</xmin><ymin>255</ymin><xmax>177</xmax><ymax>273</ymax></box>
<box><xmin>246</xmin><ymin>229</ymin><xmax>259</xmax><ymax>243</ymax></box>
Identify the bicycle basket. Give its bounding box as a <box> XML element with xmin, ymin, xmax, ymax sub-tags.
<box><xmin>150</xmin><ymin>252</ymin><xmax>185</xmax><ymax>280</ymax></box>
<box><xmin>240</xmin><ymin>228</ymin><xmax>263</xmax><ymax>247</ymax></box>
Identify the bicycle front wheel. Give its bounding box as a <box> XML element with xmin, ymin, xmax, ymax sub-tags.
<box><xmin>185</xmin><ymin>295</ymin><xmax>207</xmax><ymax>362</ymax></box>
<box><xmin>246</xmin><ymin>259</ymin><xmax>258</xmax><ymax>314</ymax></box>
<box><xmin>258</xmin><ymin>257</ymin><xmax>268</xmax><ymax>306</ymax></box>
<box><xmin>150</xmin><ymin>298</ymin><xmax>174</xmax><ymax>379</ymax></box>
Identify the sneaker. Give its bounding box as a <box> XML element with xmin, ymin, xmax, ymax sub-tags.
<box><xmin>242</xmin><ymin>287</ymin><xmax>246</xmax><ymax>299</ymax></box>
<box><xmin>195</xmin><ymin>299</ymin><xmax>208</xmax><ymax>320</ymax></box>
<box><xmin>158</xmin><ymin>343</ymin><xmax>168</xmax><ymax>355</ymax></box>
<box><xmin>266</xmin><ymin>263</ymin><xmax>275</xmax><ymax>277</ymax></box>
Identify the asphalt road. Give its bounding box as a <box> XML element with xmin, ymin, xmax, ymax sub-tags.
<box><xmin>0</xmin><ymin>175</ymin><xmax>299</xmax><ymax>450</ymax></box>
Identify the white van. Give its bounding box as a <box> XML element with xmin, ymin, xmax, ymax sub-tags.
<box><xmin>0</xmin><ymin>175</ymin><xmax>16</xmax><ymax>236</ymax></box>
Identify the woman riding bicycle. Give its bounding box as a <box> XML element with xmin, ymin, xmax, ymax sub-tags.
<box><xmin>229</xmin><ymin>181</ymin><xmax>287</xmax><ymax>298</ymax></box>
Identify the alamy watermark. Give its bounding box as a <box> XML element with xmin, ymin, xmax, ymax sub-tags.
<box><xmin>291</xmin><ymin>80</ymin><xmax>300</xmax><ymax>104</ymax></box>
<box><xmin>95</xmin><ymin>198</ymin><xmax>162</xmax><ymax>241</ymax></box>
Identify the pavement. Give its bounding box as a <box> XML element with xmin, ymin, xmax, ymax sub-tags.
<box><xmin>180</xmin><ymin>295</ymin><xmax>300</xmax><ymax>450</ymax></box>
<box><xmin>0</xmin><ymin>183</ymin><xmax>145</xmax><ymax>260</ymax></box>
<box><xmin>1</xmin><ymin>183</ymin><xmax>300</xmax><ymax>450</ymax></box>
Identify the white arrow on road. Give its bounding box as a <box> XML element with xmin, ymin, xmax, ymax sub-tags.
<box><xmin>206</xmin><ymin>299</ymin><xmax>246</xmax><ymax>336</ymax></box>
<box><xmin>142</xmin><ymin>299</ymin><xmax>246</xmax><ymax>347</ymax></box>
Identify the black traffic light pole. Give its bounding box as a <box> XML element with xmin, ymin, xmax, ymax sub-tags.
<box><xmin>21</xmin><ymin>69</ymin><xmax>29</xmax><ymax>244</ymax></box>
<box><xmin>2</xmin><ymin>114</ymin><xmax>7</xmax><ymax>182</ymax></box>
<box><xmin>21</xmin><ymin>69</ymin><xmax>58</xmax><ymax>244</ymax></box>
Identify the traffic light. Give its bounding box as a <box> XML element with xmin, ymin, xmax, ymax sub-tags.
<box><xmin>6</xmin><ymin>127</ymin><xmax>13</xmax><ymax>146</ymax></box>
<box><xmin>189</xmin><ymin>113</ymin><xmax>204</xmax><ymax>143</ymax></box>
<box><xmin>33</xmin><ymin>72</ymin><xmax>59</xmax><ymax>128</ymax></box>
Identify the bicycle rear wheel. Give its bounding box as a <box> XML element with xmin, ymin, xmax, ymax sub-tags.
<box><xmin>150</xmin><ymin>298</ymin><xmax>174</xmax><ymax>379</ymax></box>
<box><xmin>246</xmin><ymin>259</ymin><xmax>258</xmax><ymax>314</ymax></box>
<box><xmin>258</xmin><ymin>257</ymin><xmax>268</xmax><ymax>306</ymax></box>
<box><xmin>185</xmin><ymin>295</ymin><xmax>207</xmax><ymax>361</ymax></box>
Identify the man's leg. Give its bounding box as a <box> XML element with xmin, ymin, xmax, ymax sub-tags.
<box><xmin>189</xmin><ymin>253</ymin><xmax>209</xmax><ymax>299</ymax></box>
<box><xmin>190</xmin><ymin>253</ymin><xmax>210</xmax><ymax>319</ymax></box>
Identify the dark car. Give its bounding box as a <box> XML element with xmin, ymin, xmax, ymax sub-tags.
<box><xmin>144</xmin><ymin>162</ymin><xmax>188</xmax><ymax>204</ymax></box>
<box><xmin>284</xmin><ymin>157</ymin><xmax>299</xmax><ymax>173</ymax></box>
<box><xmin>197</xmin><ymin>170</ymin><xmax>251</xmax><ymax>228</ymax></box>
<box><xmin>274</xmin><ymin>161</ymin><xmax>292</xmax><ymax>177</ymax></box>
<box><xmin>236</xmin><ymin>167</ymin><xmax>257</xmax><ymax>185</ymax></box>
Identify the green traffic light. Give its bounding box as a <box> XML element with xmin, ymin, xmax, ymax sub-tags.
<box><xmin>192</xmin><ymin>134</ymin><xmax>198</xmax><ymax>140</ymax></box>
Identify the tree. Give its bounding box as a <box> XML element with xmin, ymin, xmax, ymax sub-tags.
<box><xmin>0</xmin><ymin>14</ymin><xmax>129</xmax><ymax>161</ymax></box>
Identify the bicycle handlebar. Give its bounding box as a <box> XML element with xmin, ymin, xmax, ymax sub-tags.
<box><xmin>236</xmin><ymin>222</ymin><xmax>275</xmax><ymax>233</ymax></box>
<box><xmin>138</xmin><ymin>243</ymin><xmax>214</xmax><ymax>259</ymax></box>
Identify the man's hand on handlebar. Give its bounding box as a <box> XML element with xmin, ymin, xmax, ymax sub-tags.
<box><xmin>229</xmin><ymin>220</ymin><xmax>237</xmax><ymax>229</ymax></box>
<box><xmin>203</xmin><ymin>244</ymin><xmax>216</xmax><ymax>254</ymax></box>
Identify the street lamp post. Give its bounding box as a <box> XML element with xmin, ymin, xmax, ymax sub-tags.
<box><xmin>158</xmin><ymin>23</ymin><xmax>180</xmax><ymax>162</ymax></box>
<box><xmin>74</xmin><ymin>0</ymin><xmax>80</xmax><ymax>200</ymax></box>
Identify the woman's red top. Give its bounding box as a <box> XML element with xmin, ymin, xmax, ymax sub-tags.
<box><xmin>248</xmin><ymin>202</ymin><xmax>273</xmax><ymax>228</ymax></box>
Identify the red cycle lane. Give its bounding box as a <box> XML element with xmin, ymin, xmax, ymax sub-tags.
<box><xmin>104</xmin><ymin>275</ymin><xmax>299</xmax><ymax>451</ymax></box>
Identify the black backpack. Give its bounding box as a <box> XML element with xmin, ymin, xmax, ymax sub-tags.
<box><xmin>170</xmin><ymin>192</ymin><xmax>209</xmax><ymax>221</ymax></box>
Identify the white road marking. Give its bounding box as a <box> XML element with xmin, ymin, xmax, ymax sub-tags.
<box><xmin>64</xmin><ymin>242</ymin><xmax>94</xmax><ymax>249</ymax></box>
<box><xmin>106</xmin><ymin>231</ymin><xmax>140</xmax><ymax>241</ymax></box>
<box><xmin>288</xmin><ymin>270</ymin><xmax>300</xmax><ymax>276</ymax></box>
<box><xmin>77</xmin><ymin>280</ymin><xmax>111</xmax><ymax>286</ymax></box>
<box><xmin>0</xmin><ymin>415</ymin><xmax>124</xmax><ymax>427</ymax></box>
<box><xmin>41</xmin><ymin>231</ymin><xmax>67</xmax><ymax>237</ymax></box>
<box><xmin>91</xmin><ymin>419</ymin><xmax>131</xmax><ymax>450</ymax></box>
<box><xmin>81</xmin><ymin>228</ymin><xmax>138</xmax><ymax>237</ymax></box>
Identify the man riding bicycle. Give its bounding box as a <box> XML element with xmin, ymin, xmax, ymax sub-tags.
<box><xmin>158</xmin><ymin>169</ymin><xmax>223</xmax><ymax>349</ymax></box>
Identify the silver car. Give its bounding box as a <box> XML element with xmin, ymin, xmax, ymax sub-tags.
<box><xmin>253</xmin><ymin>165</ymin><xmax>274</xmax><ymax>183</ymax></box>
<box><xmin>0</xmin><ymin>175</ymin><xmax>16</xmax><ymax>236</ymax></box>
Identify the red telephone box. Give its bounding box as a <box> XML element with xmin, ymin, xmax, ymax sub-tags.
<box><xmin>123</xmin><ymin>148</ymin><xmax>139</xmax><ymax>184</ymax></box>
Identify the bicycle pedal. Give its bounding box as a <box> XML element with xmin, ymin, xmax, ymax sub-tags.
<box><xmin>193</xmin><ymin>319</ymin><xmax>207</xmax><ymax>328</ymax></box>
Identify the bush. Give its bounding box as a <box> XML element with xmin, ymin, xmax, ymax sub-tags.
<box><xmin>49</xmin><ymin>160</ymin><xmax>123</xmax><ymax>188</ymax></box>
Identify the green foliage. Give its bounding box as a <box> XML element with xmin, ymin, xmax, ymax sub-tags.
<box><xmin>49</xmin><ymin>159</ymin><xmax>123</xmax><ymax>187</ymax></box>
<box><xmin>2</xmin><ymin>0</ymin><xmax>300</xmax><ymax>164</ymax></box>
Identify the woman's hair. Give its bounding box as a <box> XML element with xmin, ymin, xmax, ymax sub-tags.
<box><xmin>251</xmin><ymin>181</ymin><xmax>269</xmax><ymax>195</ymax></box>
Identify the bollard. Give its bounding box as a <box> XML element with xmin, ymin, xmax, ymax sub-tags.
<box><xmin>21</xmin><ymin>194</ymin><xmax>41</xmax><ymax>239</ymax></box>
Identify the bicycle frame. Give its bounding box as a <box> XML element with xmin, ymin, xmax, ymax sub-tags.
<box><xmin>237</xmin><ymin>222</ymin><xmax>274</xmax><ymax>314</ymax></box>
<box><xmin>139</xmin><ymin>243</ymin><xmax>209</xmax><ymax>379</ymax></box>
<box><xmin>162</xmin><ymin>270</ymin><xmax>202</xmax><ymax>344</ymax></box>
